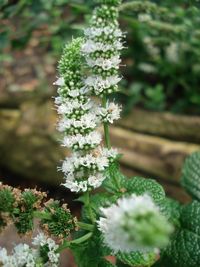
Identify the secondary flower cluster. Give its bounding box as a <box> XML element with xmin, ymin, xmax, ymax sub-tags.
<box><xmin>98</xmin><ymin>194</ymin><xmax>173</xmax><ymax>253</ymax></box>
<box><xmin>0</xmin><ymin>232</ymin><xmax>59</xmax><ymax>267</ymax></box>
<box><xmin>54</xmin><ymin>38</ymin><xmax>120</xmax><ymax>192</ymax></box>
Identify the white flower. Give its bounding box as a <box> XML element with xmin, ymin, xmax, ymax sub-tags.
<box><xmin>62</xmin><ymin>131</ymin><xmax>102</xmax><ymax>150</ymax></box>
<box><xmin>85</xmin><ymin>75</ymin><xmax>121</xmax><ymax>94</ymax></box>
<box><xmin>57</xmin><ymin>112</ymin><xmax>99</xmax><ymax>133</ymax></box>
<box><xmin>0</xmin><ymin>248</ymin><xmax>10</xmax><ymax>267</ymax></box>
<box><xmin>98</xmin><ymin>102</ymin><xmax>121</xmax><ymax>123</ymax></box>
<box><xmin>82</xmin><ymin>40</ymin><xmax>123</xmax><ymax>53</ymax></box>
<box><xmin>98</xmin><ymin>194</ymin><xmax>172</xmax><ymax>253</ymax></box>
<box><xmin>88</xmin><ymin>173</ymin><xmax>105</xmax><ymax>187</ymax></box>
<box><xmin>53</xmin><ymin>77</ymin><xmax>65</xmax><ymax>86</ymax></box>
<box><xmin>33</xmin><ymin>233</ymin><xmax>59</xmax><ymax>266</ymax></box>
<box><xmin>100</xmin><ymin>147</ymin><xmax>118</xmax><ymax>159</ymax></box>
<box><xmin>62</xmin><ymin>180</ymin><xmax>88</xmax><ymax>192</ymax></box>
<box><xmin>56</xmin><ymin>99</ymin><xmax>92</xmax><ymax>115</ymax></box>
<box><xmin>86</xmin><ymin>55</ymin><xmax>121</xmax><ymax>70</ymax></box>
<box><xmin>61</xmin><ymin>147</ymin><xmax>117</xmax><ymax>177</ymax></box>
<box><xmin>0</xmin><ymin>244</ymin><xmax>37</xmax><ymax>267</ymax></box>
<box><xmin>84</xmin><ymin>27</ymin><xmax>123</xmax><ymax>38</ymax></box>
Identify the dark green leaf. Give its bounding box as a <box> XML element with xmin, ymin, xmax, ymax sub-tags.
<box><xmin>181</xmin><ymin>151</ymin><xmax>200</xmax><ymax>200</ymax></box>
<box><xmin>164</xmin><ymin>201</ymin><xmax>200</xmax><ymax>267</ymax></box>
<box><xmin>124</xmin><ymin>176</ymin><xmax>165</xmax><ymax>205</ymax></box>
<box><xmin>117</xmin><ymin>251</ymin><xmax>158</xmax><ymax>267</ymax></box>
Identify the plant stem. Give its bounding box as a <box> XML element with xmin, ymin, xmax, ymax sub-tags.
<box><xmin>77</xmin><ymin>222</ymin><xmax>94</xmax><ymax>231</ymax></box>
<box><xmin>56</xmin><ymin>232</ymin><xmax>92</xmax><ymax>253</ymax></box>
<box><xmin>102</xmin><ymin>95</ymin><xmax>111</xmax><ymax>149</ymax></box>
<box><xmin>33</xmin><ymin>211</ymin><xmax>51</xmax><ymax>220</ymax></box>
<box><xmin>85</xmin><ymin>190</ymin><xmax>95</xmax><ymax>223</ymax></box>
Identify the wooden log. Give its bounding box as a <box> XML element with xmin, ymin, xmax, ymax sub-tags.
<box><xmin>118</xmin><ymin>108</ymin><xmax>200</xmax><ymax>143</ymax></box>
<box><xmin>110</xmin><ymin>126</ymin><xmax>200</xmax><ymax>183</ymax></box>
<box><xmin>0</xmin><ymin>103</ymin><xmax>67</xmax><ymax>185</ymax></box>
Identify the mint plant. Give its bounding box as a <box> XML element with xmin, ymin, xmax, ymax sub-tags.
<box><xmin>0</xmin><ymin>1</ymin><xmax>199</xmax><ymax>267</ymax></box>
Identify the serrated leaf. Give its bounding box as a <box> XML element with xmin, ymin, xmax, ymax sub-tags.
<box><xmin>124</xmin><ymin>177</ymin><xmax>165</xmax><ymax>205</ymax></box>
<box><xmin>117</xmin><ymin>251</ymin><xmax>158</xmax><ymax>267</ymax></box>
<box><xmin>164</xmin><ymin>201</ymin><xmax>200</xmax><ymax>267</ymax></box>
<box><xmin>165</xmin><ymin>229</ymin><xmax>200</xmax><ymax>267</ymax></box>
<box><xmin>181</xmin><ymin>151</ymin><xmax>200</xmax><ymax>200</ymax></box>
<box><xmin>180</xmin><ymin>201</ymin><xmax>200</xmax><ymax>235</ymax></box>
<box><xmin>160</xmin><ymin>197</ymin><xmax>181</xmax><ymax>227</ymax></box>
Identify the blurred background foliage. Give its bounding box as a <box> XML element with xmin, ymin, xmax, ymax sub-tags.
<box><xmin>1</xmin><ymin>0</ymin><xmax>200</xmax><ymax>115</ymax></box>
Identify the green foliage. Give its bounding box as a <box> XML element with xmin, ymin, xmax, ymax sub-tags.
<box><xmin>117</xmin><ymin>251</ymin><xmax>158</xmax><ymax>267</ymax></box>
<box><xmin>81</xmin><ymin>192</ymin><xmax>118</xmax><ymax>222</ymax></box>
<box><xmin>99</xmin><ymin>259</ymin><xmax>116</xmax><ymax>267</ymax></box>
<box><xmin>181</xmin><ymin>151</ymin><xmax>200</xmax><ymax>200</ymax></box>
<box><xmin>102</xmin><ymin>163</ymin><xmax>127</xmax><ymax>194</ymax></box>
<box><xmin>123</xmin><ymin>176</ymin><xmax>166</xmax><ymax>205</ymax></box>
<box><xmin>72</xmin><ymin>227</ymin><xmax>110</xmax><ymax>267</ymax></box>
<box><xmin>164</xmin><ymin>201</ymin><xmax>200</xmax><ymax>267</ymax></box>
<box><xmin>103</xmin><ymin>163</ymin><xmax>166</xmax><ymax>206</ymax></box>
<box><xmin>119</xmin><ymin>1</ymin><xmax>200</xmax><ymax>114</ymax></box>
<box><xmin>41</xmin><ymin>200</ymin><xmax>75</xmax><ymax>238</ymax></box>
<box><xmin>160</xmin><ymin>198</ymin><xmax>181</xmax><ymax>227</ymax></box>
<box><xmin>0</xmin><ymin>0</ymin><xmax>91</xmax><ymax>62</ymax></box>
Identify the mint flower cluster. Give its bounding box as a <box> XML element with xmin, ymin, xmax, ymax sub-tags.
<box><xmin>54</xmin><ymin>0</ymin><xmax>123</xmax><ymax>193</ymax></box>
<box><xmin>0</xmin><ymin>232</ymin><xmax>59</xmax><ymax>267</ymax></box>
<box><xmin>98</xmin><ymin>194</ymin><xmax>173</xmax><ymax>253</ymax></box>
<box><xmin>1</xmin><ymin>1</ymin><xmax>184</xmax><ymax>266</ymax></box>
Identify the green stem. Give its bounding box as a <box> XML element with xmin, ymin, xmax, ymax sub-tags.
<box><xmin>85</xmin><ymin>190</ymin><xmax>95</xmax><ymax>223</ymax></box>
<box><xmin>56</xmin><ymin>232</ymin><xmax>92</xmax><ymax>253</ymax></box>
<box><xmin>33</xmin><ymin>211</ymin><xmax>51</xmax><ymax>220</ymax></box>
<box><xmin>77</xmin><ymin>222</ymin><xmax>94</xmax><ymax>231</ymax></box>
<box><xmin>102</xmin><ymin>95</ymin><xmax>111</xmax><ymax>149</ymax></box>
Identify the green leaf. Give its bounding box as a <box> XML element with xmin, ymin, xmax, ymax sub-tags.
<box><xmin>164</xmin><ymin>201</ymin><xmax>200</xmax><ymax>267</ymax></box>
<box><xmin>181</xmin><ymin>151</ymin><xmax>200</xmax><ymax>200</ymax></box>
<box><xmin>160</xmin><ymin>197</ymin><xmax>181</xmax><ymax>227</ymax></box>
<box><xmin>102</xmin><ymin>163</ymin><xmax>127</xmax><ymax>194</ymax></box>
<box><xmin>72</xmin><ymin>228</ymin><xmax>111</xmax><ymax>267</ymax></box>
<box><xmin>117</xmin><ymin>251</ymin><xmax>158</xmax><ymax>267</ymax></box>
<box><xmin>124</xmin><ymin>177</ymin><xmax>166</xmax><ymax>205</ymax></box>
